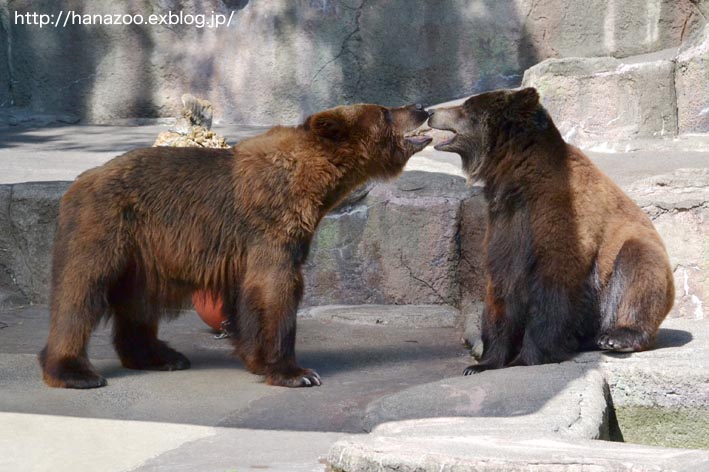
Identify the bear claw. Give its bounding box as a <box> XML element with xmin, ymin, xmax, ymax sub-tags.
<box><xmin>267</xmin><ymin>368</ymin><xmax>322</xmax><ymax>388</ymax></box>
<box><xmin>597</xmin><ymin>328</ymin><xmax>648</xmax><ymax>353</ymax></box>
<box><xmin>597</xmin><ymin>335</ymin><xmax>635</xmax><ymax>352</ymax></box>
<box><xmin>463</xmin><ymin>364</ymin><xmax>488</xmax><ymax>375</ymax></box>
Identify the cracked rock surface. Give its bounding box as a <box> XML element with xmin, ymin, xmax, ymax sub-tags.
<box><xmin>2</xmin><ymin>0</ymin><xmax>707</xmax><ymax>125</ymax></box>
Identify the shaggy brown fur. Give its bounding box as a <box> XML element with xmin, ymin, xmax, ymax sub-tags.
<box><xmin>428</xmin><ymin>88</ymin><xmax>674</xmax><ymax>374</ymax></box>
<box><xmin>40</xmin><ymin>103</ymin><xmax>432</xmax><ymax>388</ymax></box>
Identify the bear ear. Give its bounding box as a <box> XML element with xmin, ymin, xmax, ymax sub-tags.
<box><xmin>304</xmin><ymin>111</ymin><xmax>349</xmax><ymax>141</ymax></box>
<box><xmin>510</xmin><ymin>87</ymin><xmax>540</xmax><ymax>109</ymax></box>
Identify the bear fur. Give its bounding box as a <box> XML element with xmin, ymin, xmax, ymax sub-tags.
<box><xmin>428</xmin><ymin>88</ymin><xmax>674</xmax><ymax>373</ymax></box>
<box><xmin>40</xmin><ymin>103</ymin><xmax>432</xmax><ymax>388</ymax></box>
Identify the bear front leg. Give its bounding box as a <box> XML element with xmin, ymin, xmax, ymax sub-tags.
<box><xmin>233</xmin><ymin>259</ymin><xmax>321</xmax><ymax>387</ymax></box>
<box><xmin>464</xmin><ymin>282</ymin><xmax>519</xmax><ymax>375</ymax></box>
<box><xmin>508</xmin><ymin>282</ymin><xmax>579</xmax><ymax>367</ymax></box>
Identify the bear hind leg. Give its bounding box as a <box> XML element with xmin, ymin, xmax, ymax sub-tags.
<box><xmin>40</xmin><ymin>281</ymin><xmax>108</xmax><ymax>389</ymax></box>
<box><xmin>597</xmin><ymin>239</ymin><xmax>673</xmax><ymax>353</ymax></box>
<box><xmin>109</xmin><ymin>268</ymin><xmax>190</xmax><ymax>371</ymax></box>
<box><xmin>113</xmin><ymin>319</ymin><xmax>190</xmax><ymax>371</ymax></box>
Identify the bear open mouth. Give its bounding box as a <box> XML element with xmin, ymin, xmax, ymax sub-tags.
<box><xmin>404</xmin><ymin>127</ymin><xmax>433</xmax><ymax>147</ymax></box>
<box><xmin>412</xmin><ymin>126</ymin><xmax>457</xmax><ymax>150</ymax></box>
<box><xmin>434</xmin><ymin>131</ymin><xmax>457</xmax><ymax>150</ymax></box>
<box><xmin>404</xmin><ymin>134</ymin><xmax>433</xmax><ymax>146</ymax></box>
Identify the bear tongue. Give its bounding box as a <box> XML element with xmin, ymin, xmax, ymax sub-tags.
<box><xmin>404</xmin><ymin>134</ymin><xmax>433</xmax><ymax>146</ymax></box>
<box><xmin>431</xmin><ymin>129</ymin><xmax>457</xmax><ymax>147</ymax></box>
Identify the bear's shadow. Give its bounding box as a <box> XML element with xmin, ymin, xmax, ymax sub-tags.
<box><xmin>99</xmin><ymin>342</ymin><xmax>463</xmax><ymax>379</ymax></box>
<box><xmin>653</xmin><ymin>328</ymin><xmax>693</xmax><ymax>349</ymax></box>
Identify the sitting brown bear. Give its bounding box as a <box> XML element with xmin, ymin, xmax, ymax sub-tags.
<box><xmin>40</xmin><ymin>103</ymin><xmax>432</xmax><ymax>388</ymax></box>
<box><xmin>428</xmin><ymin>88</ymin><xmax>674</xmax><ymax>374</ymax></box>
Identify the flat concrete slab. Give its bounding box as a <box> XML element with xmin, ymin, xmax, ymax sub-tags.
<box><xmin>1</xmin><ymin>411</ymin><xmax>349</xmax><ymax>472</ymax></box>
<box><xmin>2</xmin><ymin>124</ymin><xmax>709</xmax><ymax>187</ymax></box>
<box><xmin>0</xmin><ymin>124</ymin><xmax>266</xmax><ymax>184</ymax></box>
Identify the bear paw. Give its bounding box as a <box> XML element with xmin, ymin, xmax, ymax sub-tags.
<box><xmin>267</xmin><ymin>368</ymin><xmax>322</xmax><ymax>388</ymax></box>
<box><xmin>597</xmin><ymin>328</ymin><xmax>648</xmax><ymax>353</ymax></box>
<box><xmin>40</xmin><ymin>353</ymin><xmax>107</xmax><ymax>389</ymax></box>
<box><xmin>119</xmin><ymin>343</ymin><xmax>191</xmax><ymax>371</ymax></box>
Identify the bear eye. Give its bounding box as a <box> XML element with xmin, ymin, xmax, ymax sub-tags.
<box><xmin>382</xmin><ymin>109</ymin><xmax>393</xmax><ymax>125</ymax></box>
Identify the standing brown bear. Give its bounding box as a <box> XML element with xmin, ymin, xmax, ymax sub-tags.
<box><xmin>40</xmin><ymin>103</ymin><xmax>432</xmax><ymax>388</ymax></box>
<box><xmin>428</xmin><ymin>88</ymin><xmax>674</xmax><ymax>374</ymax></box>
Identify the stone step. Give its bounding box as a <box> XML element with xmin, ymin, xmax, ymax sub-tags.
<box><xmin>523</xmin><ymin>52</ymin><xmax>678</xmax><ymax>148</ymax></box>
<box><xmin>329</xmin><ymin>318</ymin><xmax>709</xmax><ymax>470</ymax></box>
<box><xmin>523</xmin><ymin>24</ymin><xmax>709</xmax><ymax>150</ymax></box>
<box><xmin>329</xmin><ymin>433</ymin><xmax>709</xmax><ymax>472</ymax></box>
<box><xmin>298</xmin><ymin>304</ymin><xmax>460</xmax><ymax>328</ymax></box>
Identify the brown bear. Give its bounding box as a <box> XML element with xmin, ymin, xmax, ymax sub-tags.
<box><xmin>39</xmin><ymin>103</ymin><xmax>432</xmax><ymax>388</ymax></box>
<box><xmin>428</xmin><ymin>88</ymin><xmax>674</xmax><ymax>374</ymax></box>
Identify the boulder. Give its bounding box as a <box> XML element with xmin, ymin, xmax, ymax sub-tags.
<box><xmin>0</xmin><ymin>173</ymin><xmax>489</xmax><ymax>311</ymax></box>
<box><xmin>522</xmin><ymin>52</ymin><xmax>678</xmax><ymax>149</ymax></box>
<box><xmin>360</xmin><ymin>364</ymin><xmax>614</xmax><ymax>437</ymax></box>
<box><xmin>302</xmin><ymin>171</ymin><xmax>486</xmax><ymax>309</ymax></box>
<box><xmin>676</xmin><ymin>23</ymin><xmax>709</xmax><ymax>134</ymax></box>
<box><xmin>0</xmin><ymin>182</ymin><xmax>67</xmax><ymax>304</ymax></box>
<box><xmin>626</xmin><ymin>168</ymin><xmax>709</xmax><ymax>320</ymax></box>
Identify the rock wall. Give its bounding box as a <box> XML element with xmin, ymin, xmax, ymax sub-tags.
<box><xmin>0</xmin><ymin>0</ymin><xmax>705</xmax><ymax>125</ymax></box>
<box><xmin>303</xmin><ymin>172</ymin><xmax>486</xmax><ymax>312</ymax></box>
<box><xmin>676</xmin><ymin>23</ymin><xmax>709</xmax><ymax>135</ymax></box>
<box><xmin>523</xmin><ymin>54</ymin><xmax>678</xmax><ymax>148</ymax></box>
<box><xmin>2</xmin><ymin>172</ymin><xmax>705</xmax><ymax>320</ymax></box>
<box><xmin>0</xmin><ymin>174</ymin><xmax>488</xmax><ymax>313</ymax></box>
<box><xmin>0</xmin><ymin>1</ymin><xmax>11</xmax><ymax>108</ymax></box>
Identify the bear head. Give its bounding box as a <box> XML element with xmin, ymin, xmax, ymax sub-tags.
<box><xmin>428</xmin><ymin>88</ymin><xmax>554</xmax><ymax>180</ymax></box>
<box><xmin>304</xmin><ymin>103</ymin><xmax>432</xmax><ymax>179</ymax></box>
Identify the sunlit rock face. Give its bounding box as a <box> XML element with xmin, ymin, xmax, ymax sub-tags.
<box><xmin>2</xmin><ymin>0</ymin><xmax>706</xmax><ymax>125</ymax></box>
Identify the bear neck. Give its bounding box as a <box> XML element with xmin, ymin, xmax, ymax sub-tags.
<box><xmin>310</xmin><ymin>139</ymin><xmax>372</xmax><ymax>215</ymax></box>
<box><xmin>479</xmin><ymin>122</ymin><xmax>567</xmax><ymax>201</ymax></box>
<box><xmin>265</xmin><ymin>136</ymin><xmax>371</xmax><ymax>240</ymax></box>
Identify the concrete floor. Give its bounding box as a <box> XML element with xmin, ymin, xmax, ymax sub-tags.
<box><xmin>0</xmin><ymin>304</ymin><xmax>469</xmax><ymax>471</ymax></box>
